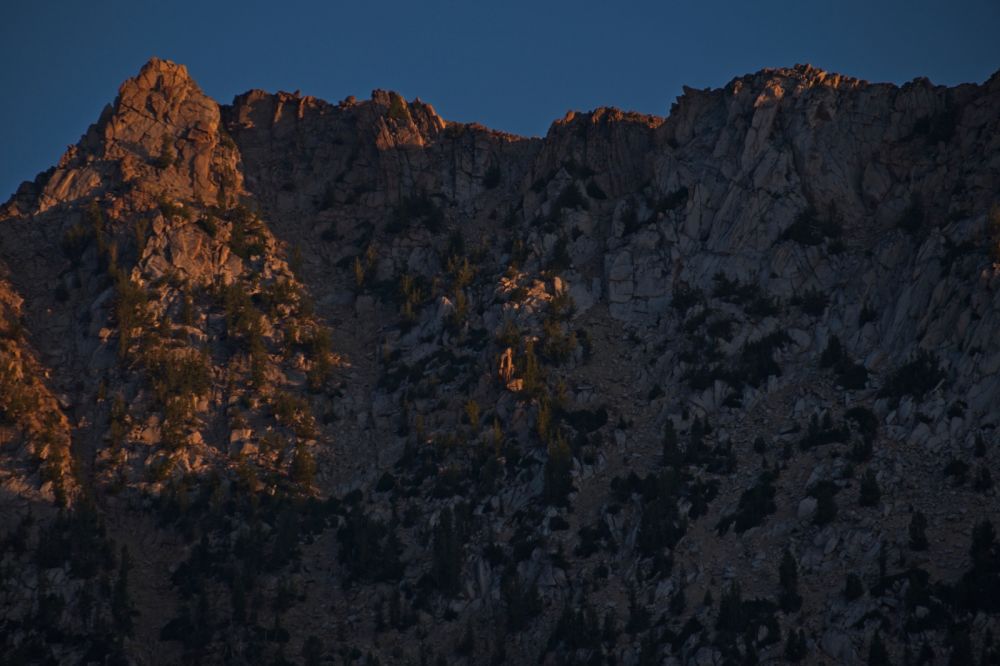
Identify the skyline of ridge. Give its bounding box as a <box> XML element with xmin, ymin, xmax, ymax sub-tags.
<box><xmin>3</xmin><ymin>0</ymin><xmax>999</xmax><ymax>199</ymax></box>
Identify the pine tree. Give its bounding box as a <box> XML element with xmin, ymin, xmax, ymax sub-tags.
<box><xmin>543</xmin><ymin>432</ymin><xmax>573</xmax><ymax>506</ymax></box>
<box><xmin>387</xmin><ymin>92</ymin><xmax>410</xmax><ymax>121</ymax></box>
<box><xmin>626</xmin><ymin>587</ymin><xmax>650</xmax><ymax>634</ymax></box>
<box><xmin>860</xmin><ymin>469</ymin><xmax>881</xmax><ymax>507</ymax></box>
<box><xmin>153</xmin><ymin>134</ymin><xmax>176</xmax><ymax>169</ymax></box>
<box><xmin>520</xmin><ymin>340</ymin><xmax>543</xmax><ymax>396</ymax></box>
<box><xmin>716</xmin><ymin>582</ymin><xmax>745</xmax><ymax>633</ymax></box>
<box><xmin>388</xmin><ymin>586</ymin><xmax>402</xmax><ymax>629</ymax></box>
<box><xmin>662</xmin><ymin>419</ymin><xmax>681</xmax><ymax>466</ymax></box>
<box><xmin>231</xmin><ymin>575</ymin><xmax>247</xmax><ymax>625</ymax></box>
<box><xmin>869</xmin><ymin>632</ymin><xmax>890</xmax><ymax>666</ymax></box>
<box><xmin>784</xmin><ymin>629</ymin><xmax>807</xmax><ymax>662</ymax></box>
<box><xmin>456</xmin><ymin>621</ymin><xmax>474</xmax><ymax>656</ymax></box>
<box><xmin>302</xmin><ymin>636</ymin><xmax>324</xmax><ymax>666</ymax></box>
<box><xmin>638</xmin><ymin>631</ymin><xmax>660</xmax><ymax>666</ymax></box>
<box><xmin>291</xmin><ymin>441</ymin><xmax>316</xmax><ymax>487</ymax></box>
<box><xmin>812</xmin><ymin>481</ymin><xmax>838</xmax><ymax>525</ymax></box>
<box><xmin>971</xmin><ymin>519</ymin><xmax>997</xmax><ymax>572</ymax></box>
<box><xmin>669</xmin><ymin>584</ymin><xmax>686</xmax><ymax>615</ymax></box>
<box><xmin>949</xmin><ymin>627</ymin><xmax>974</xmax><ymax>666</ymax></box>
<box><xmin>975</xmin><ymin>433</ymin><xmax>987</xmax><ymax>457</ymax></box>
<box><xmin>909</xmin><ymin>512</ymin><xmax>929</xmax><ymax>551</ymax></box>
<box><xmin>432</xmin><ymin>506</ymin><xmax>462</xmax><ymax>596</ymax></box>
<box><xmin>779</xmin><ymin>549</ymin><xmax>802</xmax><ymax>612</ymax></box>
<box><xmin>974</xmin><ymin>465</ymin><xmax>994</xmax><ymax>493</ymax></box>
<box><xmin>536</xmin><ymin>398</ymin><xmax>552</xmax><ymax>442</ymax></box>
<box><xmin>111</xmin><ymin>546</ymin><xmax>135</xmax><ymax>637</ymax></box>
<box><xmin>844</xmin><ymin>573</ymin><xmax>865</xmax><ymax>601</ymax></box>
<box><xmin>686</xmin><ymin>417</ymin><xmax>706</xmax><ymax>464</ymax></box>
<box><xmin>353</xmin><ymin>256</ymin><xmax>366</xmax><ymax>289</ymax></box>
<box><xmin>502</xmin><ymin>572</ymin><xmax>541</xmax><ymax>632</ymax></box>
<box><xmin>601</xmin><ymin>609</ymin><xmax>618</xmax><ymax>645</ymax></box>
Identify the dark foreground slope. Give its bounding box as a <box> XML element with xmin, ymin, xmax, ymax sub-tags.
<box><xmin>1</xmin><ymin>57</ymin><xmax>1000</xmax><ymax>664</ymax></box>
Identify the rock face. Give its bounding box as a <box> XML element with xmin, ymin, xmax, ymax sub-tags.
<box><xmin>1</xmin><ymin>58</ymin><xmax>1000</xmax><ymax>665</ymax></box>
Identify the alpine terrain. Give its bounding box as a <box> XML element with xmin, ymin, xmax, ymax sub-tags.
<box><xmin>2</xmin><ymin>57</ymin><xmax>1000</xmax><ymax>665</ymax></box>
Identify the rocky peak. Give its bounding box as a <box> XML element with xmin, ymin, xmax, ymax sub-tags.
<box><xmin>734</xmin><ymin>63</ymin><xmax>867</xmax><ymax>94</ymax></box>
<box><xmin>103</xmin><ymin>57</ymin><xmax>234</xmax><ymax>202</ymax></box>
<box><xmin>121</xmin><ymin>56</ymin><xmax>198</xmax><ymax>97</ymax></box>
<box><xmin>106</xmin><ymin>55</ymin><xmax>214</xmax><ymax>151</ymax></box>
<box><xmin>14</xmin><ymin>57</ymin><xmax>240</xmax><ymax>216</ymax></box>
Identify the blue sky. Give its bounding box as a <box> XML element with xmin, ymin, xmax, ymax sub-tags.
<box><xmin>2</xmin><ymin>0</ymin><xmax>998</xmax><ymax>199</ymax></box>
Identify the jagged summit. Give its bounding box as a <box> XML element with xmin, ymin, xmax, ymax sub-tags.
<box><xmin>10</xmin><ymin>57</ymin><xmax>997</xmax><ymax>221</ymax></box>
<box><xmin>737</xmin><ymin>62</ymin><xmax>868</xmax><ymax>89</ymax></box>
<box><xmin>126</xmin><ymin>56</ymin><xmax>197</xmax><ymax>92</ymax></box>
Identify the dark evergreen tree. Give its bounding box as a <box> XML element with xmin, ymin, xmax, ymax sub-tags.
<box><xmin>909</xmin><ymin>512</ymin><xmax>929</xmax><ymax>551</ymax></box>
<box><xmin>949</xmin><ymin>627</ymin><xmax>974</xmax><ymax>666</ymax></box>
<box><xmin>663</xmin><ymin>419</ymin><xmax>682</xmax><ymax>466</ymax></box>
<box><xmin>860</xmin><ymin>469</ymin><xmax>881</xmax><ymax>507</ymax></box>
<box><xmin>812</xmin><ymin>481</ymin><xmax>838</xmax><ymax>526</ymax></box>
<box><xmin>111</xmin><ymin>546</ymin><xmax>135</xmax><ymax>637</ymax></box>
<box><xmin>302</xmin><ymin>636</ymin><xmax>324</xmax><ymax>666</ymax></box>
<box><xmin>502</xmin><ymin>572</ymin><xmax>542</xmax><ymax>632</ymax></box>
<box><xmin>626</xmin><ymin>587</ymin><xmax>650</xmax><ymax>634</ymax></box>
<box><xmin>336</xmin><ymin>508</ymin><xmax>403</xmax><ymax>582</ymax></box>
<box><xmin>543</xmin><ymin>433</ymin><xmax>574</xmax><ymax>506</ymax></box>
<box><xmin>686</xmin><ymin>417</ymin><xmax>707</xmax><ymax>464</ymax></box>
<box><xmin>779</xmin><ymin>549</ymin><xmax>802</xmax><ymax>612</ymax></box>
<box><xmin>456</xmin><ymin>620</ymin><xmax>474</xmax><ymax>656</ymax></box>
<box><xmin>638</xmin><ymin>631</ymin><xmax>660</xmax><ymax>666</ymax></box>
<box><xmin>784</xmin><ymin>629</ymin><xmax>807</xmax><ymax>662</ymax></box>
<box><xmin>291</xmin><ymin>441</ymin><xmax>316</xmax><ymax>487</ymax></box>
<box><xmin>601</xmin><ymin>609</ymin><xmax>618</xmax><ymax>646</ymax></box>
<box><xmin>669</xmin><ymin>584</ymin><xmax>686</xmax><ymax>615</ymax></box>
<box><xmin>844</xmin><ymin>573</ymin><xmax>865</xmax><ymax>601</ymax></box>
<box><xmin>869</xmin><ymin>633</ymin><xmax>890</xmax><ymax>666</ymax></box>
<box><xmin>389</xmin><ymin>587</ymin><xmax>402</xmax><ymax>630</ymax></box>
<box><xmin>975</xmin><ymin>465</ymin><xmax>994</xmax><ymax>493</ymax></box>
<box><xmin>432</xmin><ymin>506</ymin><xmax>462</xmax><ymax>597</ymax></box>
<box><xmin>231</xmin><ymin>575</ymin><xmax>247</xmax><ymax>625</ymax></box>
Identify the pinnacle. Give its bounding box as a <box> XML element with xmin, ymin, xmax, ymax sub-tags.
<box><xmin>138</xmin><ymin>56</ymin><xmax>190</xmax><ymax>80</ymax></box>
<box><xmin>123</xmin><ymin>56</ymin><xmax>199</xmax><ymax>97</ymax></box>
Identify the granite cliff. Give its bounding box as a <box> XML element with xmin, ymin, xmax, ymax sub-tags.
<box><xmin>1</xmin><ymin>57</ymin><xmax>1000</xmax><ymax>665</ymax></box>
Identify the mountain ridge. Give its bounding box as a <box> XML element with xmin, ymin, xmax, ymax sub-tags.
<box><xmin>12</xmin><ymin>56</ymin><xmax>997</xmax><ymax>218</ymax></box>
<box><xmin>1</xmin><ymin>56</ymin><xmax>999</xmax><ymax>665</ymax></box>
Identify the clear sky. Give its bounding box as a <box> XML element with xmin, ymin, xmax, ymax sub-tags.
<box><xmin>2</xmin><ymin>0</ymin><xmax>998</xmax><ymax>200</ymax></box>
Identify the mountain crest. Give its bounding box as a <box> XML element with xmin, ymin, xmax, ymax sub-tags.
<box><xmin>125</xmin><ymin>56</ymin><xmax>196</xmax><ymax>93</ymax></box>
